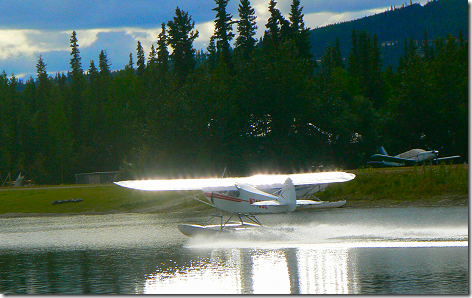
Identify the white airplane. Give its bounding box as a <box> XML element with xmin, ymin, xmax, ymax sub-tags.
<box><xmin>115</xmin><ymin>172</ymin><xmax>355</xmax><ymax>236</ymax></box>
<box><xmin>368</xmin><ymin>146</ymin><xmax>460</xmax><ymax>167</ymax></box>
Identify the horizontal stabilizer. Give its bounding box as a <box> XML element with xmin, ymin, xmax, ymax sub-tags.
<box><xmin>296</xmin><ymin>199</ymin><xmax>323</xmax><ymax>206</ymax></box>
<box><xmin>251</xmin><ymin>200</ymin><xmax>284</xmax><ymax>206</ymax></box>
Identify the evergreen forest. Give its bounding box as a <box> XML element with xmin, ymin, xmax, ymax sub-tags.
<box><xmin>0</xmin><ymin>0</ymin><xmax>468</xmax><ymax>184</ymax></box>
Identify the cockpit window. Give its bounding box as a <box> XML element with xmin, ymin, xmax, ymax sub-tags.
<box><xmin>226</xmin><ymin>190</ymin><xmax>239</xmax><ymax>197</ymax></box>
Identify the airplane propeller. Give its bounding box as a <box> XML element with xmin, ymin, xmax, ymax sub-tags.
<box><xmin>434</xmin><ymin>146</ymin><xmax>444</xmax><ymax>164</ymax></box>
<box><xmin>433</xmin><ymin>150</ymin><xmax>439</xmax><ymax>164</ymax></box>
<box><xmin>426</xmin><ymin>145</ymin><xmax>440</xmax><ymax>164</ymax></box>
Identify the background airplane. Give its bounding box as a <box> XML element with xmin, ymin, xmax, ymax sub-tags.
<box><xmin>368</xmin><ymin>146</ymin><xmax>460</xmax><ymax>167</ymax></box>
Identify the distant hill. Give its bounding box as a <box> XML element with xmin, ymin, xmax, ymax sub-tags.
<box><xmin>308</xmin><ymin>0</ymin><xmax>468</xmax><ymax>69</ymax></box>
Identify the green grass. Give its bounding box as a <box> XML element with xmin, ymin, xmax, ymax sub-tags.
<box><xmin>318</xmin><ymin>164</ymin><xmax>468</xmax><ymax>206</ymax></box>
<box><xmin>0</xmin><ymin>184</ymin><xmax>211</xmax><ymax>215</ymax></box>
<box><xmin>0</xmin><ymin>164</ymin><xmax>467</xmax><ymax>216</ymax></box>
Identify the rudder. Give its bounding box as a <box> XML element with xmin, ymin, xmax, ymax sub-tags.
<box><xmin>277</xmin><ymin>178</ymin><xmax>296</xmax><ymax>212</ymax></box>
<box><xmin>379</xmin><ymin>146</ymin><xmax>388</xmax><ymax>155</ymax></box>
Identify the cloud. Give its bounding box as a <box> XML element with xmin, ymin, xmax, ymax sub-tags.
<box><xmin>0</xmin><ymin>30</ymin><xmax>68</xmax><ymax>60</ymax></box>
<box><xmin>0</xmin><ymin>28</ymin><xmax>154</xmax><ymax>60</ymax></box>
<box><xmin>194</xmin><ymin>21</ymin><xmax>217</xmax><ymax>50</ymax></box>
<box><xmin>0</xmin><ymin>28</ymin><xmax>142</xmax><ymax>78</ymax></box>
<box><xmin>122</xmin><ymin>21</ymin><xmax>216</xmax><ymax>53</ymax></box>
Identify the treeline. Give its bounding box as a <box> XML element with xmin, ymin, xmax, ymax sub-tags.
<box><xmin>309</xmin><ymin>0</ymin><xmax>468</xmax><ymax>69</ymax></box>
<box><xmin>0</xmin><ymin>0</ymin><xmax>467</xmax><ymax>184</ymax></box>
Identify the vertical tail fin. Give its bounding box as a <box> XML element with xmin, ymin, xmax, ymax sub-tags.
<box><xmin>379</xmin><ymin>146</ymin><xmax>388</xmax><ymax>155</ymax></box>
<box><xmin>277</xmin><ymin>178</ymin><xmax>296</xmax><ymax>212</ymax></box>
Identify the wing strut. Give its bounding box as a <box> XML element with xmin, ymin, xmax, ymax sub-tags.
<box><xmin>203</xmin><ymin>211</ymin><xmax>262</xmax><ymax>230</ymax></box>
<box><xmin>178</xmin><ymin>191</ymin><xmax>215</xmax><ymax>207</ymax></box>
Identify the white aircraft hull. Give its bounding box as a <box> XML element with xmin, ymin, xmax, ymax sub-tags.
<box><xmin>178</xmin><ymin>222</ymin><xmax>261</xmax><ymax>237</ymax></box>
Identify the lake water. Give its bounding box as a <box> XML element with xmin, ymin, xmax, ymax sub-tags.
<box><xmin>0</xmin><ymin>206</ymin><xmax>468</xmax><ymax>294</ymax></box>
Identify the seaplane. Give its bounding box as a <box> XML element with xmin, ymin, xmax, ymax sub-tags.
<box><xmin>115</xmin><ymin>172</ymin><xmax>355</xmax><ymax>237</ymax></box>
<box><xmin>368</xmin><ymin>146</ymin><xmax>460</xmax><ymax>167</ymax></box>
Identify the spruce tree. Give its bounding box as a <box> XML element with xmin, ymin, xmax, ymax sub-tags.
<box><xmin>167</xmin><ymin>7</ymin><xmax>199</xmax><ymax>84</ymax></box>
<box><xmin>36</xmin><ymin>55</ymin><xmax>48</xmax><ymax>83</ymax></box>
<box><xmin>206</xmin><ymin>36</ymin><xmax>217</xmax><ymax>70</ymax></box>
<box><xmin>98</xmin><ymin>50</ymin><xmax>111</xmax><ymax>110</ymax></box>
<box><xmin>88</xmin><ymin>60</ymin><xmax>98</xmax><ymax>80</ymax></box>
<box><xmin>69</xmin><ymin>31</ymin><xmax>83</xmax><ymax>79</ymax></box>
<box><xmin>333</xmin><ymin>37</ymin><xmax>344</xmax><ymax>69</ymax></box>
<box><xmin>348</xmin><ymin>30</ymin><xmax>359</xmax><ymax>79</ymax></box>
<box><xmin>147</xmin><ymin>45</ymin><xmax>158</xmax><ymax>68</ymax></box>
<box><xmin>369</xmin><ymin>34</ymin><xmax>383</xmax><ymax>107</ymax></box>
<box><xmin>264</xmin><ymin>0</ymin><xmax>281</xmax><ymax>51</ymax></box>
<box><xmin>235</xmin><ymin>0</ymin><xmax>257</xmax><ymax>60</ymax></box>
<box><xmin>125</xmin><ymin>53</ymin><xmax>134</xmax><ymax>71</ymax></box>
<box><xmin>288</xmin><ymin>0</ymin><xmax>312</xmax><ymax>61</ymax></box>
<box><xmin>98</xmin><ymin>50</ymin><xmax>111</xmax><ymax>111</ymax></box>
<box><xmin>146</xmin><ymin>45</ymin><xmax>158</xmax><ymax>82</ymax></box>
<box><xmin>347</xmin><ymin>30</ymin><xmax>383</xmax><ymax>106</ymax></box>
<box><xmin>156</xmin><ymin>22</ymin><xmax>169</xmax><ymax>76</ymax></box>
<box><xmin>136</xmin><ymin>41</ymin><xmax>146</xmax><ymax>76</ymax></box>
<box><xmin>98</xmin><ymin>50</ymin><xmax>111</xmax><ymax>76</ymax></box>
<box><xmin>85</xmin><ymin>59</ymin><xmax>100</xmax><ymax>148</ymax></box>
<box><xmin>68</xmin><ymin>30</ymin><xmax>85</xmax><ymax>148</ymax></box>
<box><xmin>34</xmin><ymin>55</ymin><xmax>51</xmax><ymax>166</ymax></box>
<box><xmin>212</xmin><ymin>0</ymin><xmax>234</xmax><ymax>69</ymax></box>
<box><xmin>35</xmin><ymin>55</ymin><xmax>50</xmax><ymax>111</ymax></box>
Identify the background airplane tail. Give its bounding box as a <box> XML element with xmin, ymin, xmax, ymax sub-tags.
<box><xmin>379</xmin><ymin>146</ymin><xmax>388</xmax><ymax>155</ymax></box>
<box><xmin>277</xmin><ymin>178</ymin><xmax>296</xmax><ymax>212</ymax></box>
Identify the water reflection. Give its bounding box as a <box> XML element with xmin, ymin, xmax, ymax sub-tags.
<box><xmin>145</xmin><ymin>249</ymin><xmax>244</xmax><ymax>294</ymax></box>
<box><xmin>296</xmin><ymin>248</ymin><xmax>350</xmax><ymax>294</ymax></box>
<box><xmin>143</xmin><ymin>246</ymin><xmax>355</xmax><ymax>294</ymax></box>
<box><xmin>143</xmin><ymin>248</ymin><xmax>304</xmax><ymax>294</ymax></box>
<box><xmin>143</xmin><ymin>242</ymin><xmax>467</xmax><ymax>294</ymax></box>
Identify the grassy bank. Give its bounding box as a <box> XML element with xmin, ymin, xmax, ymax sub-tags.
<box><xmin>318</xmin><ymin>164</ymin><xmax>468</xmax><ymax>207</ymax></box>
<box><xmin>0</xmin><ymin>184</ymin><xmax>211</xmax><ymax>217</ymax></box>
<box><xmin>0</xmin><ymin>164</ymin><xmax>467</xmax><ymax>217</ymax></box>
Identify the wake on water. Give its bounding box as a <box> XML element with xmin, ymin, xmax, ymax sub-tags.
<box><xmin>186</xmin><ymin>220</ymin><xmax>468</xmax><ymax>249</ymax></box>
<box><xmin>185</xmin><ymin>207</ymin><xmax>468</xmax><ymax>248</ymax></box>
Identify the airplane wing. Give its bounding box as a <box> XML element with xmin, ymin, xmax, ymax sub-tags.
<box><xmin>369</xmin><ymin>154</ymin><xmax>416</xmax><ymax>166</ymax></box>
<box><xmin>115</xmin><ymin>172</ymin><xmax>355</xmax><ymax>192</ymax></box>
<box><xmin>115</xmin><ymin>177</ymin><xmax>239</xmax><ymax>191</ymax></box>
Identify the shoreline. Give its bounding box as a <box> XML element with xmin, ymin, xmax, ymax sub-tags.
<box><xmin>0</xmin><ymin>164</ymin><xmax>467</xmax><ymax>219</ymax></box>
<box><xmin>0</xmin><ymin>196</ymin><xmax>467</xmax><ymax>219</ymax></box>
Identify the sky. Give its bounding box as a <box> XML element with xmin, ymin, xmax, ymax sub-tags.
<box><xmin>0</xmin><ymin>0</ymin><xmax>431</xmax><ymax>79</ymax></box>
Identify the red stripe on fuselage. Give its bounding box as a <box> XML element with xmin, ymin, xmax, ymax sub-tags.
<box><xmin>204</xmin><ymin>192</ymin><xmax>249</xmax><ymax>203</ymax></box>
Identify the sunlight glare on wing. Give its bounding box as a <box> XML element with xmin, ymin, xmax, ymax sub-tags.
<box><xmin>115</xmin><ymin>171</ymin><xmax>356</xmax><ymax>192</ymax></box>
